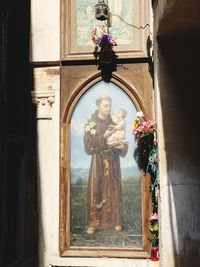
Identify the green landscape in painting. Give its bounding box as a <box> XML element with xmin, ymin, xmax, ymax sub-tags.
<box><xmin>70</xmin><ymin>173</ymin><xmax>142</xmax><ymax>247</ymax></box>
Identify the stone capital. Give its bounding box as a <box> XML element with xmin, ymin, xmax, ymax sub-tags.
<box><xmin>31</xmin><ymin>91</ymin><xmax>55</xmax><ymax>119</ymax></box>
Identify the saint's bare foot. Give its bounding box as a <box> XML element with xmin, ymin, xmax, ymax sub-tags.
<box><xmin>86</xmin><ymin>227</ymin><xmax>95</xmax><ymax>235</ymax></box>
<box><xmin>114</xmin><ymin>225</ymin><xmax>122</xmax><ymax>231</ymax></box>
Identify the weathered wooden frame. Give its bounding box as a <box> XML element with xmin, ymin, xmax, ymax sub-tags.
<box><xmin>61</xmin><ymin>0</ymin><xmax>150</xmax><ymax>60</ymax></box>
<box><xmin>60</xmin><ymin>72</ymin><xmax>152</xmax><ymax>258</ymax></box>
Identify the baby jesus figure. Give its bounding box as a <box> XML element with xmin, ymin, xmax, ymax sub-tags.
<box><xmin>106</xmin><ymin>109</ymin><xmax>128</xmax><ymax>148</ymax></box>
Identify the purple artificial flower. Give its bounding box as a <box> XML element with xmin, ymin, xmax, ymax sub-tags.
<box><xmin>97</xmin><ymin>34</ymin><xmax>117</xmax><ymax>47</ymax></box>
<box><xmin>97</xmin><ymin>34</ymin><xmax>108</xmax><ymax>46</ymax></box>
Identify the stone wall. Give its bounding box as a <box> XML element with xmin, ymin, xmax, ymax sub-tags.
<box><xmin>154</xmin><ymin>1</ymin><xmax>200</xmax><ymax>266</ymax></box>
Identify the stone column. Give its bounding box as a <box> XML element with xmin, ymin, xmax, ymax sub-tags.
<box><xmin>31</xmin><ymin>67</ymin><xmax>60</xmax><ymax>267</ymax></box>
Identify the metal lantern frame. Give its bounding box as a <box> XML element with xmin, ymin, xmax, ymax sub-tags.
<box><xmin>95</xmin><ymin>0</ymin><xmax>109</xmax><ymax>21</ymax></box>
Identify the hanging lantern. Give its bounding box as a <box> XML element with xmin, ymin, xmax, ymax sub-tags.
<box><xmin>95</xmin><ymin>0</ymin><xmax>109</xmax><ymax>21</ymax></box>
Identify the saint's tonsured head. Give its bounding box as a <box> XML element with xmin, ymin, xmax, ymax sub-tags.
<box><xmin>96</xmin><ymin>95</ymin><xmax>112</xmax><ymax>117</ymax></box>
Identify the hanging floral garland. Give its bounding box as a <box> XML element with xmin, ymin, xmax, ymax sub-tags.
<box><xmin>133</xmin><ymin>111</ymin><xmax>159</xmax><ymax>260</ymax></box>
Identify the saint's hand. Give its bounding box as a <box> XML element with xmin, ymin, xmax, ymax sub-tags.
<box><xmin>114</xmin><ymin>143</ymin><xmax>125</xmax><ymax>150</ymax></box>
<box><xmin>103</xmin><ymin>127</ymin><xmax>115</xmax><ymax>138</ymax></box>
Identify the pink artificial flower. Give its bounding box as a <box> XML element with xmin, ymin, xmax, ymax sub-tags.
<box><xmin>91</xmin><ymin>27</ymin><xmax>97</xmax><ymax>35</ymax></box>
<box><xmin>148</xmin><ymin>120</ymin><xmax>157</xmax><ymax>126</ymax></box>
<box><xmin>109</xmin><ymin>37</ymin><xmax>117</xmax><ymax>46</ymax></box>
<box><xmin>144</xmin><ymin>125</ymin><xmax>150</xmax><ymax>132</ymax></box>
<box><xmin>99</xmin><ymin>25</ymin><xmax>106</xmax><ymax>33</ymax></box>
<box><xmin>137</xmin><ymin>126</ymin><xmax>142</xmax><ymax>132</ymax></box>
<box><xmin>150</xmin><ymin>213</ymin><xmax>159</xmax><ymax>220</ymax></box>
<box><xmin>133</xmin><ymin>119</ymin><xmax>157</xmax><ymax>135</ymax></box>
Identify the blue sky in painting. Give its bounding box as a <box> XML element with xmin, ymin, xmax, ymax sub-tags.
<box><xmin>70</xmin><ymin>81</ymin><xmax>139</xmax><ymax>170</ymax></box>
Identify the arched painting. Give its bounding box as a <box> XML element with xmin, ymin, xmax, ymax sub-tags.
<box><xmin>70</xmin><ymin>80</ymin><xmax>142</xmax><ymax>248</ymax></box>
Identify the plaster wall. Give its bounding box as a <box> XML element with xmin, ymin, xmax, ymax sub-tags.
<box><xmin>154</xmin><ymin>32</ymin><xmax>200</xmax><ymax>267</ymax></box>
<box><xmin>154</xmin><ymin>1</ymin><xmax>200</xmax><ymax>267</ymax></box>
<box><xmin>153</xmin><ymin>0</ymin><xmax>168</xmax><ymax>36</ymax></box>
<box><xmin>30</xmin><ymin>0</ymin><xmax>60</xmax><ymax>62</ymax></box>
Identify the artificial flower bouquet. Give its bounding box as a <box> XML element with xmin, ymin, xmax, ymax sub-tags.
<box><xmin>91</xmin><ymin>25</ymin><xmax>117</xmax><ymax>47</ymax></box>
<box><xmin>133</xmin><ymin>111</ymin><xmax>157</xmax><ymax>139</ymax></box>
<box><xmin>133</xmin><ymin>111</ymin><xmax>157</xmax><ymax>170</ymax></box>
<box><xmin>133</xmin><ymin>112</ymin><xmax>159</xmax><ymax>261</ymax></box>
<box><xmin>149</xmin><ymin>213</ymin><xmax>159</xmax><ymax>261</ymax></box>
<box><xmin>149</xmin><ymin>213</ymin><xmax>159</xmax><ymax>247</ymax></box>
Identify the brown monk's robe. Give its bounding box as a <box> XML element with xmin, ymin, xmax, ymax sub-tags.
<box><xmin>84</xmin><ymin>110</ymin><xmax>128</xmax><ymax>229</ymax></box>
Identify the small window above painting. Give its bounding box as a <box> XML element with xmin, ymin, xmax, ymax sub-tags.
<box><xmin>61</xmin><ymin>0</ymin><xmax>150</xmax><ymax>60</ymax></box>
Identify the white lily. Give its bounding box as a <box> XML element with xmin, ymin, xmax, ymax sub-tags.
<box><xmin>90</xmin><ymin>129</ymin><xmax>97</xmax><ymax>136</ymax></box>
<box><xmin>136</xmin><ymin>111</ymin><xmax>144</xmax><ymax>119</ymax></box>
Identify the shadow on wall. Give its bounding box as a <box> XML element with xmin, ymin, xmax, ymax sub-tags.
<box><xmin>157</xmin><ymin>32</ymin><xmax>200</xmax><ymax>267</ymax></box>
<box><xmin>0</xmin><ymin>0</ymin><xmax>39</xmax><ymax>266</ymax></box>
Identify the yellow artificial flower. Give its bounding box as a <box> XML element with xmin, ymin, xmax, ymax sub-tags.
<box><xmin>134</xmin><ymin>119</ymin><xmax>139</xmax><ymax>128</ymax></box>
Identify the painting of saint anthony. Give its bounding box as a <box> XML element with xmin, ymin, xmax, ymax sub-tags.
<box><xmin>84</xmin><ymin>95</ymin><xmax>128</xmax><ymax>234</ymax></box>
<box><xmin>70</xmin><ymin>81</ymin><xmax>142</xmax><ymax>247</ymax></box>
